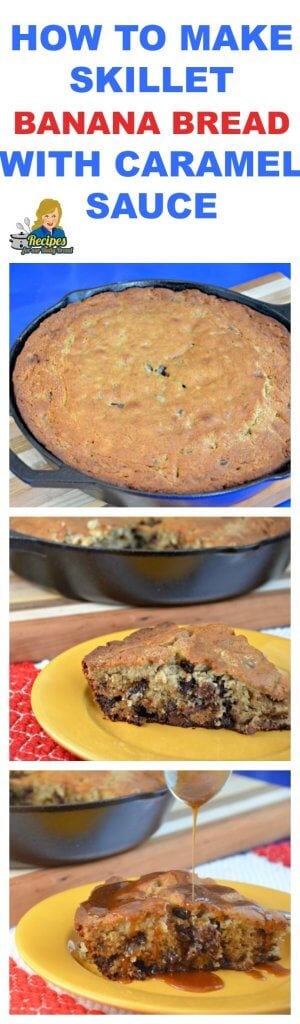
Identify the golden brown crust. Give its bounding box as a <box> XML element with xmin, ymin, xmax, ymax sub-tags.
<box><xmin>12</xmin><ymin>287</ymin><xmax>290</xmax><ymax>494</ymax></box>
<box><xmin>10</xmin><ymin>770</ymin><xmax>165</xmax><ymax>806</ymax></box>
<box><xmin>10</xmin><ymin>515</ymin><xmax>290</xmax><ymax>550</ymax></box>
<box><xmin>83</xmin><ymin>622</ymin><xmax>289</xmax><ymax>700</ymax></box>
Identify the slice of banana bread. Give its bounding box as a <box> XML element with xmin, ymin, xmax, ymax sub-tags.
<box><xmin>82</xmin><ymin>623</ymin><xmax>290</xmax><ymax>734</ymax></box>
<box><xmin>74</xmin><ymin>870</ymin><xmax>288</xmax><ymax>980</ymax></box>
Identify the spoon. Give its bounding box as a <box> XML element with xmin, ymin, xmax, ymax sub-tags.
<box><xmin>164</xmin><ymin>770</ymin><xmax>230</xmax><ymax>807</ymax></box>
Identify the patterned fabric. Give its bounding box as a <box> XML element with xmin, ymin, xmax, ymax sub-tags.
<box><xmin>10</xmin><ymin>663</ymin><xmax>78</xmax><ymax>761</ymax></box>
<box><xmin>254</xmin><ymin>841</ymin><xmax>290</xmax><ymax>867</ymax></box>
<box><xmin>10</xmin><ymin>961</ymin><xmax>102</xmax><ymax>1015</ymax></box>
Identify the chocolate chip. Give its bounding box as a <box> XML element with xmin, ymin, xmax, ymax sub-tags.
<box><xmin>128</xmin><ymin>932</ymin><xmax>146</xmax><ymax>951</ymax></box>
<box><xmin>180</xmin><ymin>659</ymin><xmax>194</xmax><ymax>673</ymax></box>
<box><xmin>127</xmin><ymin>680</ymin><xmax>149</xmax><ymax>698</ymax></box>
<box><xmin>179</xmin><ymin>677</ymin><xmax>197</xmax><ymax>694</ymax></box>
<box><xmin>27</xmin><ymin>353</ymin><xmax>40</xmax><ymax>364</ymax></box>
<box><xmin>176</xmin><ymin>925</ymin><xmax>195</xmax><ymax>942</ymax></box>
<box><xmin>134</xmin><ymin>705</ymin><xmax>157</xmax><ymax>721</ymax></box>
<box><xmin>134</xmin><ymin>959</ymin><xmax>148</xmax><ymax>972</ymax></box>
<box><xmin>171</xmin><ymin>906</ymin><xmax>189</xmax><ymax>919</ymax></box>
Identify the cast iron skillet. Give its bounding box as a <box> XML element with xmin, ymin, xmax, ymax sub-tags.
<box><xmin>10</xmin><ymin>279</ymin><xmax>291</xmax><ymax>507</ymax></box>
<box><xmin>10</xmin><ymin>783</ymin><xmax>171</xmax><ymax>867</ymax></box>
<box><xmin>10</xmin><ymin>525</ymin><xmax>290</xmax><ymax>606</ymax></box>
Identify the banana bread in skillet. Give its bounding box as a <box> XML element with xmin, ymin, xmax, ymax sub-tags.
<box><xmin>10</xmin><ymin>515</ymin><xmax>290</xmax><ymax>550</ymax></box>
<box><xmin>74</xmin><ymin>870</ymin><xmax>288</xmax><ymax>979</ymax></box>
<box><xmin>82</xmin><ymin>622</ymin><xmax>290</xmax><ymax>734</ymax></box>
<box><xmin>10</xmin><ymin>770</ymin><xmax>164</xmax><ymax>806</ymax></box>
<box><xmin>12</xmin><ymin>287</ymin><xmax>290</xmax><ymax>494</ymax></box>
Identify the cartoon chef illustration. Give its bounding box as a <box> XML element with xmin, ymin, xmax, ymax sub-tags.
<box><xmin>29</xmin><ymin>198</ymin><xmax>67</xmax><ymax>241</ymax></box>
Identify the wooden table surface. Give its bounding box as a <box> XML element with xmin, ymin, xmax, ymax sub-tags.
<box><xmin>9</xmin><ymin>273</ymin><xmax>291</xmax><ymax>508</ymax></box>
<box><xmin>10</xmin><ymin>584</ymin><xmax>290</xmax><ymax>663</ymax></box>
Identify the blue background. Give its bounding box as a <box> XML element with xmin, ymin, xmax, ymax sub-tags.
<box><xmin>235</xmin><ymin>771</ymin><xmax>290</xmax><ymax>788</ymax></box>
<box><xmin>235</xmin><ymin>771</ymin><xmax>290</xmax><ymax>842</ymax></box>
<box><xmin>10</xmin><ymin>262</ymin><xmax>290</xmax><ymax>345</ymax></box>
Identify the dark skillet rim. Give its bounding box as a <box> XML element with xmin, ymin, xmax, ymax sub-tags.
<box><xmin>9</xmin><ymin>526</ymin><xmax>291</xmax><ymax>556</ymax></box>
<box><xmin>10</xmin><ymin>783</ymin><xmax>169</xmax><ymax>813</ymax></box>
<box><xmin>9</xmin><ymin>278</ymin><xmax>290</xmax><ymax>499</ymax></box>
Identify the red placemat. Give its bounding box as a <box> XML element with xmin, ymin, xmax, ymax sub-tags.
<box><xmin>10</xmin><ymin>961</ymin><xmax>102</xmax><ymax>1015</ymax></box>
<box><xmin>10</xmin><ymin>663</ymin><xmax>78</xmax><ymax>761</ymax></box>
<box><xmin>10</xmin><ymin>842</ymin><xmax>290</xmax><ymax>1014</ymax></box>
<box><xmin>254</xmin><ymin>840</ymin><xmax>290</xmax><ymax>867</ymax></box>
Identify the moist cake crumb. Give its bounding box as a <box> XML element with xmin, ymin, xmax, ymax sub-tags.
<box><xmin>74</xmin><ymin>870</ymin><xmax>288</xmax><ymax>980</ymax></box>
<box><xmin>82</xmin><ymin>622</ymin><xmax>290</xmax><ymax>735</ymax></box>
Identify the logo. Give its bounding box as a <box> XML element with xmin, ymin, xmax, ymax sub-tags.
<box><xmin>10</xmin><ymin>199</ymin><xmax>74</xmax><ymax>255</ymax></box>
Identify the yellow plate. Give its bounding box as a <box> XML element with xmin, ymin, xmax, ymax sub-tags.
<box><xmin>31</xmin><ymin>629</ymin><xmax>290</xmax><ymax>762</ymax></box>
<box><xmin>15</xmin><ymin>879</ymin><xmax>290</xmax><ymax>1014</ymax></box>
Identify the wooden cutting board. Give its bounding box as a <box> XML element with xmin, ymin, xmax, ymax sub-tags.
<box><xmin>10</xmin><ymin>589</ymin><xmax>290</xmax><ymax>662</ymax></box>
<box><xmin>10</xmin><ymin>795</ymin><xmax>290</xmax><ymax>926</ymax></box>
<box><xmin>9</xmin><ymin>273</ymin><xmax>290</xmax><ymax>508</ymax></box>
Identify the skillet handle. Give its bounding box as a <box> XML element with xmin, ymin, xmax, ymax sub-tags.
<box><xmin>10</xmin><ymin>448</ymin><xmax>82</xmax><ymax>488</ymax></box>
<box><xmin>9</xmin><ymin>448</ymin><xmax>127</xmax><ymax>505</ymax></box>
<box><xmin>267</xmin><ymin>301</ymin><xmax>290</xmax><ymax>322</ymax></box>
<box><xmin>9</xmin><ymin>448</ymin><xmax>102</xmax><ymax>490</ymax></box>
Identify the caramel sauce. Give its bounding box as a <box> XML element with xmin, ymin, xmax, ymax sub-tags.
<box><xmin>119</xmin><ymin>962</ymin><xmax>289</xmax><ymax>990</ymax></box>
<box><xmin>164</xmin><ymin>771</ymin><xmax>230</xmax><ymax>899</ymax></box>
<box><xmin>74</xmin><ymin>770</ymin><xmax>289</xmax><ymax>997</ymax></box>
<box><xmin>262</xmin><ymin>962</ymin><xmax>289</xmax><ymax>976</ymax></box>
<box><xmin>162</xmin><ymin>969</ymin><xmax>224</xmax><ymax>992</ymax></box>
<box><xmin>191</xmin><ymin>806</ymin><xmax>197</xmax><ymax>899</ymax></box>
<box><xmin>247</xmin><ymin>963</ymin><xmax>290</xmax><ymax>981</ymax></box>
<box><xmin>77</xmin><ymin>872</ymin><xmax>254</xmax><ymax>924</ymax></box>
<box><xmin>165</xmin><ymin>771</ymin><xmax>231</xmax><ymax>809</ymax></box>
